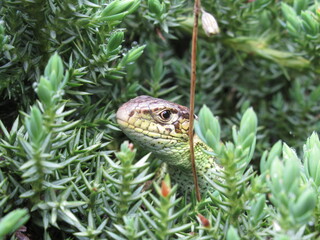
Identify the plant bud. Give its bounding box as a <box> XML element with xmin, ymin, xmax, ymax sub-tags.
<box><xmin>161</xmin><ymin>180</ymin><xmax>170</xmax><ymax>197</ymax></box>
<box><xmin>201</xmin><ymin>9</ymin><xmax>219</xmax><ymax>36</ymax></box>
<box><xmin>128</xmin><ymin>142</ymin><xmax>134</xmax><ymax>151</ymax></box>
<box><xmin>44</xmin><ymin>53</ymin><xmax>64</xmax><ymax>90</ymax></box>
<box><xmin>198</xmin><ymin>214</ymin><xmax>210</xmax><ymax>228</ymax></box>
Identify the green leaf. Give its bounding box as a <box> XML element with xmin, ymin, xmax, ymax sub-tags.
<box><xmin>226</xmin><ymin>225</ymin><xmax>240</xmax><ymax>240</ymax></box>
<box><xmin>304</xmin><ymin>134</ymin><xmax>320</xmax><ymax>186</ymax></box>
<box><xmin>101</xmin><ymin>0</ymin><xmax>137</xmax><ymax>16</ymax></box>
<box><xmin>250</xmin><ymin>194</ymin><xmax>266</xmax><ymax>223</ymax></box>
<box><xmin>294</xmin><ymin>0</ymin><xmax>309</xmax><ymax>14</ymax></box>
<box><xmin>292</xmin><ymin>188</ymin><xmax>316</xmax><ymax>224</ymax></box>
<box><xmin>120</xmin><ymin>45</ymin><xmax>146</xmax><ymax>67</ymax></box>
<box><xmin>260</xmin><ymin>141</ymin><xmax>282</xmax><ymax>173</ymax></box>
<box><xmin>26</xmin><ymin>106</ymin><xmax>44</xmax><ymax>143</ymax></box>
<box><xmin>301</xmin><ymin>10</ymin><xmax>319</xmax><ymax>35</ymax></box>
<box><xmin>196</xmin><ymin>105</ymin><xmax>221</xmax><ymax>152</ymax></box>
<box><xmin>0</xmin><ymin>209</ymin><xmax>30</xmax><ymax>238</ymax></box>
<box><xmin>281</xmin><ymin>3</ymin><xmax>298</xmax><ymax>20</ymax></box>
<box><xmin>37</xmin><ymin>77</ymin><xmax>53</xmax><ymax>106</ymax></box>
<box><xmin>100</xmin><ymin>11</ymin><xmax>129</xmax><ymax>22</ymax></box>
<box><xmin>148</xmin><ymin>0</ymin><xmax>163</xmax><ymax>16</ymax></box>
<box><xmin>238</xmin><ymin>107</ymin><xmax>257</xmax><ymax>142</ymax></box>
<box><xmin>166</xmin><ymin>223</ymin><xmax>193</xmax><ymax>234</ymax></box>
<box><xmin>107</xmin><ymin>31</ymin><xmax>124</xmax><ymax>53</ymax></box>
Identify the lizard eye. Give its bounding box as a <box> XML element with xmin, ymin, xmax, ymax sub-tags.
<box><xmin>159</xmin><ymin>110</ymin><xmax>172</xmax><ymax>120</ymax></box>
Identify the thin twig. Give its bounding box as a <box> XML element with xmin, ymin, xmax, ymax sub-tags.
<box><xmin>189</xmin><ymin>0</ymin><xmax>201</xmax><ymax>202</ymax></box>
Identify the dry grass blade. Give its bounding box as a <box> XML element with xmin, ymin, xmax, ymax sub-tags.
<box><xmin>189</xmin><ymin>0</ymin><xmax>201</xmax><ymax>202</ymax></box>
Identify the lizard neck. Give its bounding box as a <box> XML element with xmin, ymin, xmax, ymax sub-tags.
<box><xmin>155</xmin><ymin>135</ymin><xmax>215</xmax><ymax>174</ymax></box>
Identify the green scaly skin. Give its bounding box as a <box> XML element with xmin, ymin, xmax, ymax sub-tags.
<box><xmin>116</xmin><ymin>95</ymin><xmax>221</xmax><ymax>194</ymax></box>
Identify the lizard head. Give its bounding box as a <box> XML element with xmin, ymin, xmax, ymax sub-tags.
<box><xmin>116</xmin><ymin>95</ymin><xmax>191</xmax><ymax>168</ymax></box>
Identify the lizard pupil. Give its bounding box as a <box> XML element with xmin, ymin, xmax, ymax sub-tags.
<box><xmin>160</xmin><ymin>110</ymin><xmax>171</xmax><ymax>120</ymax></box>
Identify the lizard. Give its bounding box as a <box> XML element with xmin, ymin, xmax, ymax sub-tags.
<box><xmin>116</xmin><ymin>95</ymin><xmax>221</xmax><ymax>195</ymax></box>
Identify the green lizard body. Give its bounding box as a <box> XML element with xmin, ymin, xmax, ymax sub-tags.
<box><xmin>116</xmin><ymin>95</ymin><xmax>221</xmax><ymax>194</ymax></box>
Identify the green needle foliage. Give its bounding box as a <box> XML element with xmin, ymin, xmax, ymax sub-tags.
<box><xmin>140</xmin><ymin>175</ymin><xmax>192</xmax><ymax>240</ymax></box>
<box><xmin>103</xmin><ymin>142</ymin><xmax>153</xmax><ymax>226</ymax></box>
<box><xmin>193</xmin><ymin>106</ymin><xmax>320</xmax><ymax>239</ymax></box>
<box><xmin>1</xmin><ymin>0</ymin><xmax>320</xmax><ymax>239</ymax></box>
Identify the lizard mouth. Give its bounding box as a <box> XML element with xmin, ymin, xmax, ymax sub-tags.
<box><xmin>117</xmin><ymin>118</ymin><xmax>182</xmax><ymax>142</ymax></box>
